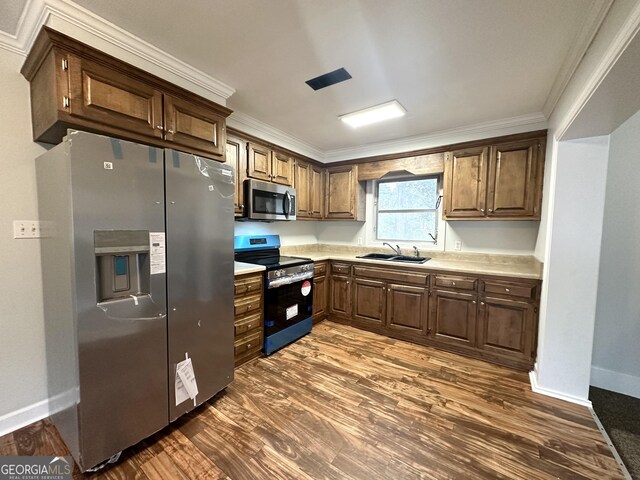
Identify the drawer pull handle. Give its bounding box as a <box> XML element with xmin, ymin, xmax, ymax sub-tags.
<box><xmin>452</xmin><ymin>282</ymin><xmax>456</xmax><ymax>286</ymax></box>
<box><xmin>247</xmin><ymin>343</ymin><xmax>251</xmax><ymax>348</ymax></box>
<box><xmin>247</xmin><ymin>304</ymin><xmax>252</xmax><ymax>309</ymax></box>
<box><xmin>505</xmin><ymin>288</ymin><xmax>510</xmax><ymax>292</ymax></box>
<box><xmin>247</xmin><ymin>324</ymin><xmax>252</xmax><ymax>328</ymax></box>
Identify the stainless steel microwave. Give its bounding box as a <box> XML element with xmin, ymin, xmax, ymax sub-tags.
<box><xmin>243</xmin><ymin>179</ymin><xmax>296</xmax><ymax>221</ymax></box>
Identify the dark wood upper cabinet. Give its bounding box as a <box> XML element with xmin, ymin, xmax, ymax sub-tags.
<box><xmin>271</xmin><ymin>151</ymin><xmax>294</xmax><ymax>186</ymax></box>
<box><xmin>67</xmin><ymin>55</ymin><xmax>163</xmax><ymax>140</ymax></box>
<box><xmin>226</xmin><ymin>135</ymin><xmax>246</xmax><ymax>216</ymax></box>
<box><xmin>246</xmin><ymin>142</ymin><xmax>272</xmax><ymax>182</ymax></box>
<box><xmin>325</xmin><ymin>165</ymin><xmax>365</xmax><ymax>221</ymax></box>
<box><xmin>444</xmin><ymin>138</ymin><xmax>545</xmax><ymax>221</ymax></box>
<box><xmin>386</xmin><ymin>284</ymin><xmax>429</xmax><ymax>335</ymax></box>
<box><xmin>443</xmin><ymin>147</ymin><xmax>488</xmax><ymax>218</ymax></box>
<box><xmin>487</xmin><ymin>140</ymin><xmax>542</xmax><ymax>218</ymax></box>
<box><xmin>429</xmin><ymin>290</ymin><xmax>477</xmax><ymax>347</ymax></box>
<box><xmin>295</xmin><ymin>160</ymin><xmax>311</xmax><ymax>218</ymax></box>
<box><xmin>310</xmin><ymin>166</ymin><xmax>324</xmax><ymax>219</ymax></box>
<box><xmin>164</xmin><ymin>94</ymin><xmax>226</xmax><ymax>158</ymax></box>
<box><xmin>21</xmin><ymin>27</ymin><xmax>231</xmax><ymax>159</ymax></box>
<box><xmin>352</xmin><ymin>278</ymin><xmax>386</xmax><ymax>326</ymax></box>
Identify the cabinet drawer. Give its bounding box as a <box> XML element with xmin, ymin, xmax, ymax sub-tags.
<box><xmin>234</xmin><ymin>275</ymin><xmax>263</xmax><ymax>296</ymax></box>
<box><xmin>434</xmin><ymin>274</ymin><xmax>477</xmax><ymax>291</ymax></box>
<box><xmin>353</xmin><ymin>266</ymin><xmax>429</xmax><ymax>285</ymax></box>
<box><xmin>234</xmin><ymin>331</ymin><xmax>262</xmax><ymax>356</ymax></box>
<box><xmin>234</xmin><ymin>293</ymin><xmax>262</xmax><ymax>317</ymax></box>
<box><xmin>314</xmin><ymin>261</ymin><xmax>327</xmax><ymax>276</ymax></box>
<box><xmin>234</xmin><ymin>312</ymin><xmax>262</xmax><ymax>336</ymax></box>
<box><xmin>483</xmin><ymin>280</ymin><xmax>535</xmax><ymax>300</ymax></box>
<box><xmin>331</xmin><ymin>263</ymin><xmax>351</xmax><ymax>275</ymax></box>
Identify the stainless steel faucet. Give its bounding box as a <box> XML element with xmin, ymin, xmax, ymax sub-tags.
<box><xmin>383</xmin><ymin>242</ymin><xmax>401</xmax><ymax>255</ymax></box>
<box><xmin>413</xmin><ymin>246</ymin><xmax>420</xmax><ymax>257</ymax></box>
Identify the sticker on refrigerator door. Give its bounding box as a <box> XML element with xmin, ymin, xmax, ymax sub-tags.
<box><xmin>175</xmin><ymin>357</ymin><xmax>198</xmax><ymax>406</ymax></box>
<box><xmin>286</xmin><ymin>304</ymin><xmax>298</xmax><ymax>320</ymax></box>
<box><xmin>149</xmin><ymin>232</ymin><xmax>166</xmax><ymax>275</ymax></box>
<box><xmin>301</xmin><ymin>280</ymin><xmax>311</xmax><ymax>296</ymax></box>
<box><xmin>103</xmin><ymin>162</ymin><xmax>113</xmax><ymax>170</ymax></box>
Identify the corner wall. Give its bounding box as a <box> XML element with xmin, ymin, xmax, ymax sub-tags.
<box><xmin>0</xmin><ymin>48</ymin><xmax>50</xmax><ymax>435</ymax></box>
<box><xmin>591</xmin><ymin>109</ymin><xmax>640</xmax><ymax>398</ymax></box>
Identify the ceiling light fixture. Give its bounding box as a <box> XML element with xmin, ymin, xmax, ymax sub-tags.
<box><xmin>340</xmin><ymin>100</ymin><xmax>406</xmax><ymax>128</ymax></box>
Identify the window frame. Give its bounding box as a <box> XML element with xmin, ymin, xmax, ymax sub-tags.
<box><xmin>374</xmin><ymin>175</ymin><xmax>442</xmax><ymax>244</ymax></box>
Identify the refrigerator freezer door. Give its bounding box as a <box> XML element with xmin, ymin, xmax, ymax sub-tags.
<box><xmin>66</xmin><ymin>131</ymin><xmax>169</xmax><ymax>470</ymax></box>
<box><xmin>165</xmin><ymin>150</ymin><xmax>235</xmax><ymax>420</ymax></box>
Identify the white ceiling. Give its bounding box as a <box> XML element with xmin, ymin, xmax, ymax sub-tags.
<box><xmin>0</xmin><ymin>0</ymin><xmax>27</xmax><ymax>36</ymax></box>
<box><xmin>3</xmin><ymin>0</ymin><xmax>602</xmax><ymax>152</ymax></box>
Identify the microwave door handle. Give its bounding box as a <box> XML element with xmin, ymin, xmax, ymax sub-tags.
<box><xmin>283</xmin><ymin>191</ymin><xmax>291</xmax><ymax>218</ymax></box>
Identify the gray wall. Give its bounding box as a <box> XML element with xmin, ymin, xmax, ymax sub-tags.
<box><xmin>592</xmin><ymin>109</ymin><xmax>640</xmax><ymax>398</ymax></box>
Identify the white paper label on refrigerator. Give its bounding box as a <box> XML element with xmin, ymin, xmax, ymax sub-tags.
<box><xmin>286</xmin><ymin>304</ymin><xmax>298</xmax><ymax>320</ymax></box>
<box><xmin>149</xmin><ymin>232</ymin><xmax>166</xmax><ymax>275</ymax></box>
<box><xmin>175</xmin><ymin>357</ymin><xmax>199</xmax><ymax>405</ymax></box>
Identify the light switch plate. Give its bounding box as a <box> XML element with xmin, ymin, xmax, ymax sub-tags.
<box><xmin>454</xmin><ymin>241</ymin><xmax>462</xmax><ymax>251</ymax></box>
<box><xmin>13</xmin><ymin>220</ymin><xmax>42</xmax><ymax>238</ymax></box>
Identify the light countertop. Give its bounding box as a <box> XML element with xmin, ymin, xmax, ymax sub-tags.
<box><xmin>234</xmin><ymin>261</ymin><xmax>266</xmax><ymax>276</ymax></box>
<box><xmin>281</xmin><ymin>244</ymin><xmax>543</xmax><ymax>280</ymax></box>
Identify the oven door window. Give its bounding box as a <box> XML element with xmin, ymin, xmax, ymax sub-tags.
<box><xmin>264</xmin><ymin>279</ymin><xmax>313</xmax><ymax>337</ymax></box>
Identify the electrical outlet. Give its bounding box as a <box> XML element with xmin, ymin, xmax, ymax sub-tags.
<box><xmin>454</xmin><ymin>241</ymin><xmax>462</xmax><ymax>251</ymax></box>
<box><xmin>13</xmin><ymin>220</ymin><xmax>42</xmax><ymax>238</ymax></box>
<box><xmin>357</xmin><ymin>236</ymin><xmax>363</xmax><ymax>245</ymax></box>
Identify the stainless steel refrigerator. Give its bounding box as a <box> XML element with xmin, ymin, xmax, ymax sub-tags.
<box><xmin>37</xmin><ymin>130</ymin><xmax>235</xmax><ymax>471</ymax></box>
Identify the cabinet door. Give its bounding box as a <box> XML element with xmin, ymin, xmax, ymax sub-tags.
<box><xmin>386</xmin><ymin>284</ymin><xmax>429</xmax><ymax>334</ymax></box>
<box><xmin>329</xmin><ymin>274</ymin><xmax>351</xmax><ymax>317</ymax></box>
<box><xmin>325</xmin><ymin>165</ymin><xmax>356</xmax><ymax>219</ymax></box>
<box><xmin>67</xmin><ymin>55</ymin><xmax>163</xmax><ymax>140</ymax></box>
<box><xmin>487</xmin><ymin>140</ymin><xmax>539</xmax><ymax>218</ymax></box>
<box><xmin>443</xmin><ymin>147</ymin><xmax>488</xmax><ymax>218</ymax></box>
<box><xmin>310</xmin><ymin>166</ymin><xmax>324</xmax><ymax>218</ymax></box>
<box><xmin>164</xmin><ymin>94</ymin><xmax>226</xmax><ymax>159</ymax></box>
<box><xmin>429</xmin><ymin>290</ymin><xmax>477</xmax><ymax>347</ymax></box>
<box><xmin>477</xmin><ymin>296</ymin><xmax>534</xmax><ymax>361</ymax></box>
<box><xmin>247</xmin><ymin>142</ymin><xmax>272</xmax><ymax>181</ymax></box>
<box><xmin>272</xmin><ymin>151</ymin><xmax>294</xmax><ymax>186</ymax></box>
<box><xmin>226</xmin><ymin>135</ymin><xmax>246</xmax><ymax>215</ymax></box>
<box><xmin>352</xmin><ymin>278</ymin><xmax>386</xmax><ymax>326</ymax></box>
<box><xmin>312</xmin><ymin>274</ymin><xmax>327</xmax><ymax>323</ymax></box>
<box><xmin>295</xmin><ymin>160</ymin><xmax>311</xmax><ymax>218</ymax></box>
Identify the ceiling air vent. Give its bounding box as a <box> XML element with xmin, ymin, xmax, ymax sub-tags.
<box><xmin>305</xmin><ymin>68</ymin><xmax>352</xmax><ymax>91</ymax></box>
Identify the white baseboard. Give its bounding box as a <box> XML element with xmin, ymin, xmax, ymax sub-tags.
<box><xmin>0</xmin><ymin>398</ymin><xmax>50</xmax><ymax>438</ymax></box>
<box><xmin>591</xmin><ymin>366</ymin><xmax>640</xmax><ymax>399</ymax></box>
<box><xmin>529</xmin><ymin>370</ymin><xmax>593</xmax><ymax>407</ymax></box>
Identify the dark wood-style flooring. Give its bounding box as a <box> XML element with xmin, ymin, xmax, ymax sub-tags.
<box><xmin>0</xmin><ymin>321</ymin><xmax>624</xmax><ymax>479</ymax></box>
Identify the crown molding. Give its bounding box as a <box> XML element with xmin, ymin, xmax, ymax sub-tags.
<box><xmin>542</xmin><ymin>0</ymin><xmax>614</xmax><ymax>118</ymax></box>
<box><xmin>322</xmin><ymin>113</ymin><xmax>548</xmax><ymax>163</ymax></box>
<box><xmin>227</xmin><ymin>111</ymin><xmax>325</xmax><ymax>160</ymax></box>
<box><xmin>0</xmin><ymin>0</ymin><xmax>235</xmax><ymax>102</ymax></box>
<box><xmin>555</xmin><ymin>0</ymin><xmax>640</xmax><ymax>140</ymax></box>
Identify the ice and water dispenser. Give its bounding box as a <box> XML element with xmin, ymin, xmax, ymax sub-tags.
<box><xmin>94</xmin><ymin>230</ymin><xmax>151</xmax><ymax>303</ymax></box>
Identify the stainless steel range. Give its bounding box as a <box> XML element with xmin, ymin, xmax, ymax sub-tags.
<box><xmin>235</xmin><ymin>235</ymin><xmax>314</xmax><ymax>354</ymax></box>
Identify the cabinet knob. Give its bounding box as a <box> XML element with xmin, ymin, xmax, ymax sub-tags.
<box><xmin>472</xmin><ymin>300</ymin><xmax>477</xmax><ymax>304</ymax></box>
<box><xmin>168</xmin><ymin>129</ymin><xmax>175</xmax><ymax>135</ymax></box>
<box><xmin>480</xmin><ymin>302</ymin><xmax>485</xmax><ymax>305</ymax></box>
<box><xmin>247</xmin><ymin>304</ymin><xmax>252</xmax><ymax>309</ymax></box>
<box><xmin>480</xmin><ymin>209</ymin><xmax>485</xmax><ymax>213</ymax></box>
<box><xmin>247</xmin><ymin>343</ymin><xmax>252</xmax><ymax>348</ymax></box>
<box><xmin>240</xmin><ymin>204</ymin><xmax>245</xmax><ymax>209</ymax></box>
<box><xmin>247</xmin><ymin>324</ymin><xmax>252</xmax><ymax>328</ymax></box>
<box><xmin>488</xmin><ymin>209</ymin><xmax>493</xmax><ymax>212</ymax></box>
<box><xmin>156</xmin><ymin>125</ymin><xmax>164</xmax><ymax>130</ymax></box>
<box><xmin>505</xmin><ymin>288</ymin><xmax>510</xmax><ymax>292</ymax></box>
<box><xmin>452</xmin><ymin>282</ymin><xmax>456</xmax><ymax>286</ymax></box>
<box><xmin>346</xmin><ymin>281</ymin><xmax>350</xmax><ymax>285</ymax></box>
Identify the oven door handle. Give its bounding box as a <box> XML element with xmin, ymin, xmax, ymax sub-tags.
<box><xmin>283</xmin><ymin>191</ymin><xmax>292</xmax><ymax>218</ymax></box>
<box><xmin>267</xmin><ymin>271</ymin><xmax>314</xmax><ymax>289</ymax></box>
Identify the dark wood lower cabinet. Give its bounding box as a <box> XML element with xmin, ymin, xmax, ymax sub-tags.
<box><xmin>386</xmin><ymin>284</ymin><xmax>429</xmax><ymax>334</ymax></box>
<box><xmin>352</xmin><ymin>278</ymin><xmax>386</xmax><ymax>326</ymax></box>
<box><xmin>324</xmin><ymin>261</ymin><xmax>540</xmax><ymax>370</ymax></box>
<box><xmin>329</xmin><ymin>274</ymin><xmax>351</xmax><ymax>318</ymax></box>
<box><xmin>477</xmin><ymin>296</ymin><xmax>535</xmax><ymax>362</ymax></box>
<box><xmin>429</xmin><ymin>290</ymin><xmax>477</xmax><ymax>347</ymax></box>
<box><xmin>312</xmin><ymin>274</ymin><xmax>327</xmax><ymax>324</ymax></box>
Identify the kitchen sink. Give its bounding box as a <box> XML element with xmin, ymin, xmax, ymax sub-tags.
<box><xmin>355</xmin><ymin>253</ymin><xmax>430</xmax><ymax>264</ymax></box>
<box><xmin>355</xmin><ymin>253</ymin><xmax>398</xmax><ymax>260</ymax></box>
